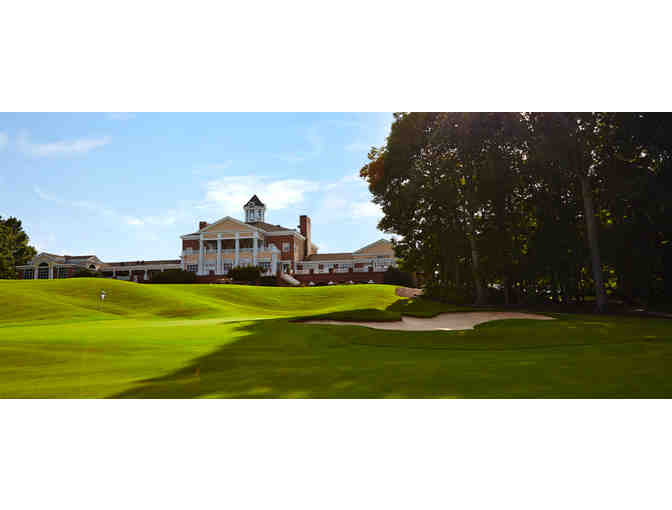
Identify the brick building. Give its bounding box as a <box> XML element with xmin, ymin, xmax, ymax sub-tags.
<box><xmin>15</xmin><ymin>195</ymin><xmax>397</xmax><ymax>285</ymax></box>
<box><xmin>15</xmin><ymin>252</ymin><xmax>181</xmax><ymax>281</ymax></box>
<box><xmin>181</xmin><ymin>195</ymin><xmax>398</xmax><ymax>284</ymax></box>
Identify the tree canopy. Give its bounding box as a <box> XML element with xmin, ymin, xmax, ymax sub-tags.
<box><xmin>0</xmin><ymin>216</ymin><xmax>37</xmax><ymax>279</ymax></box>
<box><xmin>360</xmin><ymin>113</ymin><xmax>672</xmax><ymax>311</ymax></box>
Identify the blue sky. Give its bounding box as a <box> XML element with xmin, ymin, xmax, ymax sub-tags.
<box><xmin>0</xmin><ymin>113</ymin><xmax>393</xmax><ymax>261</ymax></box>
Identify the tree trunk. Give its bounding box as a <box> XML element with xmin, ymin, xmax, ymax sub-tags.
<box><xmin>503</xmin><ymin>276</ymin><xmax>510</xmax><ymax>305</ymax></box>
<box><xmin>580</xmin><ymin>174</ymin><xmax>607</xmax><ymax>312</ymax></box>
<box><xmin>455</xmin><ymin>258</ymin><xmax>460</xmax><ymax>289</ymax></box>
<box><xmin>466</xmin><ymin>230</ymin><xmax>486</xmax><ymax>305</ymax></box>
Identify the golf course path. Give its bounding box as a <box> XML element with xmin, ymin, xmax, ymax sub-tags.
<box><xmin>303</xmin><ymin>312</ymin><xmax>555</xmax><ymax>331</ymax></box>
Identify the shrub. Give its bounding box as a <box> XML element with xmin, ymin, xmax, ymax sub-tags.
<box><xmin>383</xmin><ymin>266</ymin><xmax>416</xmax><ymax>287</ymax></box>
<box><xmin>150</xmin><ymin>269</ymin><xmax>197</xmax><ymax>284</ymax></box>
<box><xmin>258</xmin><ymin>275</ymin><xmax>277</xmax><ymax>285</ymax></box>
<box><xmin>423</xmin><ymin>283</ymin><xmax>473</xmax><ymax>304</ymax></box>
<box><xmin>229</xmin><ymin>266</ymin><xmax>263</xmax><ymax>282</ymax></box>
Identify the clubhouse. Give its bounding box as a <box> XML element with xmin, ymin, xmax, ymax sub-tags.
<box><xmin>16</xmin><ymin>195</ymin><xmax>398</xmax><ymax>284</ymax></box>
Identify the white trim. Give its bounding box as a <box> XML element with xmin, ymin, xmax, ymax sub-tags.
<box><xmin>201</xmin><ymin>216</ymin><xmax>265</xmax><ymax>234</ymax></box>
<box><xmin>263</xmin><ymin>230</ymin><xmax>306</xmax><ymax>240</ymax></box>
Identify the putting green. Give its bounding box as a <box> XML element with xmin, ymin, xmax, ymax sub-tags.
<box><xmin>1</xmin><ymin>279</ymin><xmax>672</xmax><ymax>398</ymax></box>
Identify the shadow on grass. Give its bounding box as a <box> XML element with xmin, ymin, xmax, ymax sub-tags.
<box><xmin>291</xmin><ymin>298</ymin><xmax>493</xmax><ymax>323</ymax></box>
<box><xmin>109</xmin><ymin>312</ymin><xmax>672</xmax><ymax>398</ymax></box>
<box><xmin>111</xmin><ymin>318</ymin><xmax>403</xmax><ymax>398</ymax></box>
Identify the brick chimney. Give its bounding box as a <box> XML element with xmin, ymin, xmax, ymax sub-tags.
<box><xmin>199</xmin><ymin>221</ymin><xmax>208</xmax><ymax>231</ymax></box>
<box><xmin>299</xmin><ymin>215</ymin><xmax>312</xmax><ymax>257</ymax></box>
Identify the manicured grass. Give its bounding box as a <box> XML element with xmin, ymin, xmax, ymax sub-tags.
<box><xmin>1</xmin><ymin>279</ymin><xmax>672</xmax><ymax>397</ymax></box>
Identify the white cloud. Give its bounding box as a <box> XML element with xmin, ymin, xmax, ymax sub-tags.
<box><xmin>203</xmin><ymin>176</ymin><xmax>320</xmax><ymax>215</ymax></box>
<box><xmin>19</xmin><ymin>132</ymin><xmax>111</xmax><ymax>156</ymax></box>
<box><xmin>124</xmin><ymin>216</ymin><xmax>145</xmax><ymax>226</ymax></box>
<box><xmin>0</xmin><ymin>132</ymin><xmax>7</xmax><ymax>150</ymax></box>
<box><xmin>351</xmin><ymin>201</ymin><xmax>382</xmax><ymax>219</ymax></box>
<box><xmin>106</xmin><ymin>113</ymin><xmax>136</xmax><ymax>120</ymax></box>
<box><xmin>124</xmin><ymin>214</ymin><xmax>178</xmax><ymax>227</ymax></box>
<box><xmin>35</xmin><ymin>186</ymin><xmax>181</xmax><ymax>232</ymax></box>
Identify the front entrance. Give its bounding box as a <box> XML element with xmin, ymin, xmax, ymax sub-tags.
<box><xmin>38</xmin><ymin>262</ymin><xmax>49</xmax><ymax>279</ymax></box>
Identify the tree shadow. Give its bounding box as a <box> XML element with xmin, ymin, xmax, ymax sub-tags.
<box><xmin>111</xmin><ymin>317</ymin><xmax>416</xmax><ymax>398</ymax></box>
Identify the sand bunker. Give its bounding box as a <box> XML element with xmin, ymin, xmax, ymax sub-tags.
<box><xmin>303</xmin><ymin>312</ymin><xmax>554</xmax><ymax>331</ymax></box>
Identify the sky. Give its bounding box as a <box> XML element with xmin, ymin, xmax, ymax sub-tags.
<box><xmin>0</xmin><ymin>113</ymin><xmax>393</xmax><ymax>261</ymax></box>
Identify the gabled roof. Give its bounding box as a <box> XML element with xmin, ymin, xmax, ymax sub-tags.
<box><xmin>353</xmin><ymin>238</ymin><xmax>394</xmax><ymax>254</ymax></box>
<box><xmin>247</xmin><ymin>221</ymin><xmax>293</xmax><ymax>232</ymax></box>
<box><xmin>29</xmin><ymin>253</ymin><xmax>102</xmax><ymax>266</ymax></box>
<box><xmin>183</xmin><ymin>216</ymin><xmax>266</xmax><ymax>236</ymax></box>
<box><xmin>32</xmin><ymin>252</ymin><xmax>66</xmax><ymax>263</ymax></box>
<box><xmin>244</xmin><ymin>195</ymin><xmax>265</xmax><ymax>208</ymax></box>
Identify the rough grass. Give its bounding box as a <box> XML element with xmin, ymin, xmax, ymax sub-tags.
<box><xmin>1</xmin><ymin>279</ymin><xmax>672</xmax><ymax>398</ymax></box>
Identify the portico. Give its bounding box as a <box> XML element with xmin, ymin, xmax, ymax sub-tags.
<box><xmin>182</xmin><ymin>218</ymin><xmax>281</xmax><ymax>277</ymax></box>
<box><xmin>179</xmin><ymin>195</ymin><xmax>398</xmax><ymax>284</ymax></box>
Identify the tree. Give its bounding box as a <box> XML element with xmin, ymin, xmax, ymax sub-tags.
<box><xmin>525</xmin><ymin>113</ymin><xmax>613</xmax><ymax>311</ymax></box>
<box><xmin>361</xmin><ymin>112</ymin><xmax>672</xmax><ymax>309</ymax></box>
<box><xmin>362</xmin><ymin>113</ymin><xmax>525</xmax><ymax>305</ymax></box>
<box><xmin>0</xmin><ymin>216</ymin><xmax>37</xmax><ymax>279</ymax></box>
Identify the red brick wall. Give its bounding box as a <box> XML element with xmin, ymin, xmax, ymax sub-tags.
<box><xmin>299</xmin><ymin>215</ymin><xmax>311</xmax><ymax>257</ymax></box>
<box><xmin>183</xmin><ymin>239</ymin><xmax>199</xmax><ymax>250</ymax></box>
<box><xmin>267</xmin><ymin>235</ymin><xmax>297</xmax><ymax>263</ymax></box>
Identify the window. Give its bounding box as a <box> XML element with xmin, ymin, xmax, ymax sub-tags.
<box><xmin>56</xmin><ymin>266</ymin><xmax>68</xmax><ymax>279</ymax></box>
<box><xmin>259</xmin><ymin>262</ymin><xmax>271</xmax><ymax>273</ymax></box>
<box><xmin>222</xmin><ymin>263</ymin><xmax>232</xmax><ymax>274</ymax></box>
<box><xmin>282</xmin><ymin>242</ymin><xmax>290</xmax><ymax>252</ymax></box>
<box><xmin>186</xmin><ymin>264</ymin><xmax>198</xmax><ymax>273</ymax></box>
<box><xmin>38</xmin><ymin>263</ymin><xmax>49</xmax><ymax>279</ymax></box>
<box><xmin>23</xmin><ymin>269</ymin><xmax>34</xmax><ymax>279</ymax></box>
<box><xmin>297</xmin><ymin>264</ymin><xmax>303</xmax><ymax>270</ymax></box>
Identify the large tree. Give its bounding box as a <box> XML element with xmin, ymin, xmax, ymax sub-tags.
<box><xmin>361</xmin><ymin>112</ymin><xmax>672</xmax><ymax>310</ymax></box>
<box><xmin>0</xmin><ymin>216</ymin><xmax>37</xmax><ymax>279</ymax></box>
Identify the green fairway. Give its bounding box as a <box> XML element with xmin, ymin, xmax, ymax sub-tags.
<box><xmin>1</xmin><ymin>279</ymin><xmax>671</xmax><ymax>398</ymax></box>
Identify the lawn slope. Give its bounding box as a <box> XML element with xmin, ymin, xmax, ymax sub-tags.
<box><xmin>2</xmin><ymin>280</ymin><xmax>672</xmax><ymax>398</ymax></box>
<box><xmin>0</xmin><ymin>279</ymin><xmax>400</xmax><ymax>325</ymax></box>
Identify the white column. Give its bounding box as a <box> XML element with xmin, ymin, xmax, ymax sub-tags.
<box><xmin>252</xmin><ymin>232</ymin><xmax>258</xmax><ymax>266</ymax></box>
<box><xmin>217</xmin><ymin>234</ymin><xmax>222</xmax><ymax>274</ymax></box>
<box><xmin>49</xmin><ymin>264</ymin><xmax>53</xmax><ymax>280</ymax></box>
<box><xmin>234</xmin><ymin>232</ymin><xmax>240</xmax><ymax>267</ymax></box>
<box><xmin>144</xmin><ymin>269</ymin><xmax>148</xmax><ymax>280</ymax></box>
<box><xmin>34</xmin><ymin>267</ymin><xmax>38</xmax><ymax>279</ymax></box>
<box><xmin>112</xmin><ymin>268</ymin><xmax>116</xmax><ymax>277</ymax></box>
<box><xmin>198</xmin><ymin>234</ymin><xmax>204</xmax><ymax>275</ymax></box>
<box><xmin>271</xmin><ymin>252</ymin><xmax>277</xmax><ymax>275</ymax></box>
